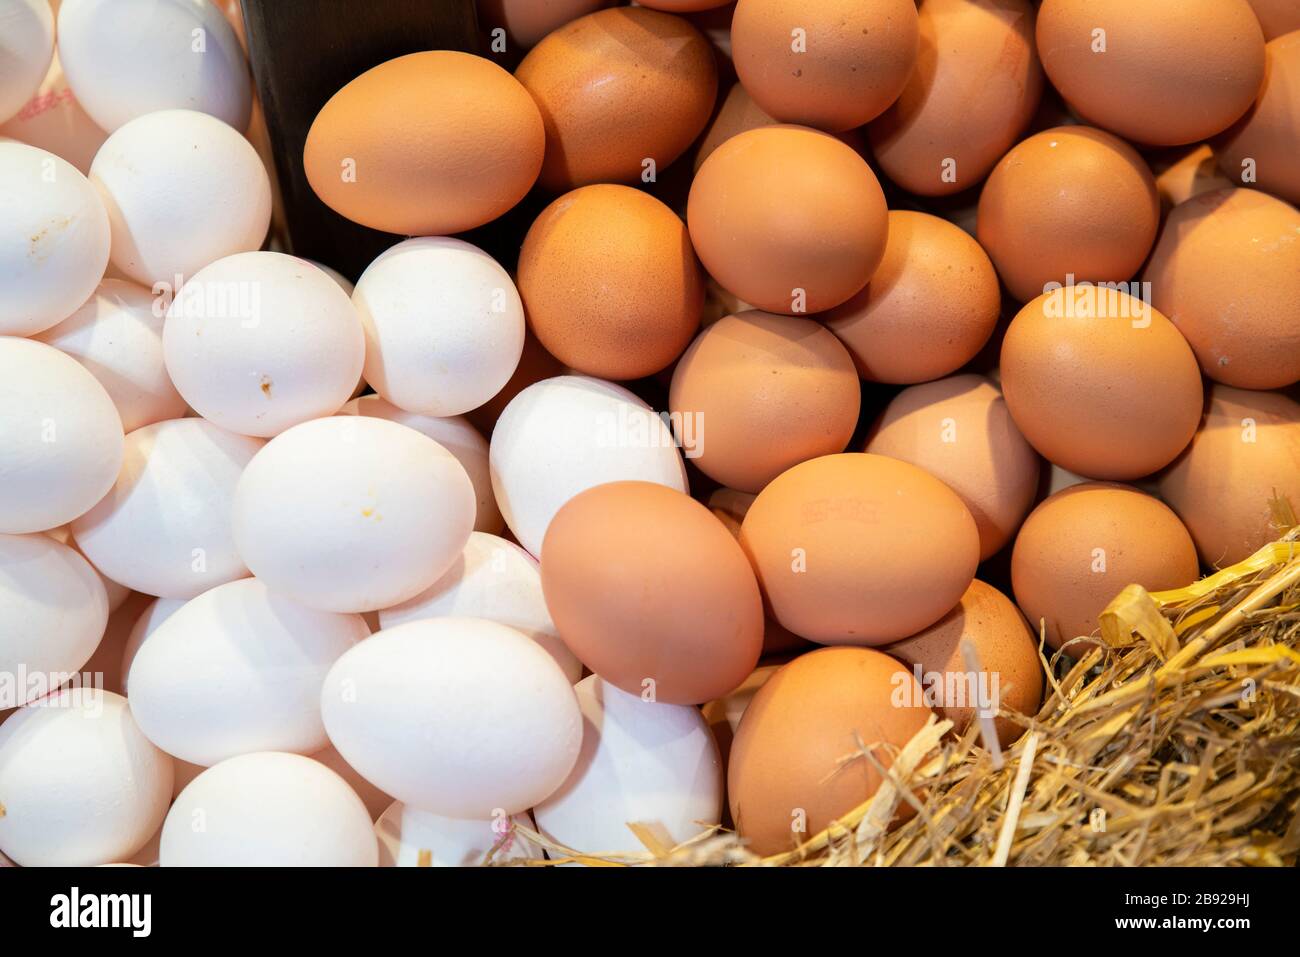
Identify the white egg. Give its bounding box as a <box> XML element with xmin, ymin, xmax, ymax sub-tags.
<box><xmin>342</xmin><ymin>394</ymin><xmax>503</xmax><ymax>534</ymax></box>
<box><xmin>0</xmin><ymin>140</ymin><xmax>110</xmax><ymax>335</ymax></box>
<box><xmin>381</xmin><ymin>531</ymin><xmax>582</xmax><ymax>683</ymax></box>
<box><xmin>309</xmin><ymin>743</ymin><xmax>392</xmax><ymax>821</ymax></box>
<box><xmin>119</xmin><ymin>595</ymin><xmax>184</xmax><ymax>695</ymax></box>
<box><xmin>352</xmin><ymin>237</ymin><xmax>525</xmax><ymax>417</ymax></box>
<box><xmin>163</xmin><ymin>252</ymin><xmax>363</xmax><ymax>437</ymax></box>
<box><xmin>535</xmin><ymin>675</ymin><xmax>724</xmax><ymax>856</ymax></box>
<box><xmin>37</xmin><ymin>278</ymin><xmax>186</xmax><ymax>432</ymax></box>
<box><xmin>56</xmin><ymin>0</ymin><xmax>251</xmax><ymax>133</ymax></box>
<box><xmin>0</xmin><ymin>51</ymin><xmax>107</xmax><ymax>174</ymax></box>
<box><xmin>490</xmin><ymin>375</ymin><xmax>689</xmax><ymax>555</ymax></box>
<box><xmin>44</xmin><ymin>523</ymin><xmax>130</xmax><ymax>612</ymax></box>
<box><xmin>0</xmin><ymin>532</ymin><xmax>107</xmax><ymax>707</ymax></box>
<box><xmin>0</xmin><ymin>0</ymin><xmax>54</xmax><ymax>125</ymax></box>
<box><xmin>0</xmin><ymin>688</ymin><xmax>173</xmax><ymax>866</ymax></box>
<box><xmin>90</xmin><ymin>109</ymin><xmax>270</xmax><ymax>287</ymax></box>
<box><xmin>305</xmin><ymin>258</ymin><xmax>353</xmax><ymax>295</ymax></box>
<box><xmin>0</xmin><ymin>337</ymin><xmax>122</xmax><ymax>533</ymax></box>
<box><xmin>159</xmin><ymin>751</ymin><xmax>377</xmax><ymax>866</ymax></box>
<box><xmin>71</xmin><ymin>418</ymin><xmax>263</xmax><ymax>598</ymax></box>
<box><xmin>375</xmin><ymin>801</ymin><xmax>542</xmax><ymax>867</ymax></box>
<box><xmin>321</xmin><ymin>617</ymin><xmax>582</xmax><ymax>817</ymax></box>
<box><xmin>232</xmin><ymin>416</ymin><xmax>475</xmax><ymax>613</ymax></box>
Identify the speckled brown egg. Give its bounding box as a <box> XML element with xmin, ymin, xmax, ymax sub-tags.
<box><xmin>1158</xmin><ymin>386</ymin><xmax>1300</xmax><ymax>568</ymax></box>
<box><xmin>477</xmin><ymin>0</ymin><xmax>609</xmax><ymax>49</ymax></box>
<box><xmin>514</xmin><ymin>7</ymin><xmax>718</xmax><ymax>191</ymax></box>
<box><xmin>1000</xmin><ymin>290</ymin><xmax>1203</xmax><ymax>480</ymax></box>
<box><xmin>1246</xmin><ymin>0</ymin><xmax>1300</xmax><ymax>40</ymax></box>
<box><xmin>886</xmin><ymin>579</ymin><xmax>1042</xmax><ymax>746</ymax></box>
<box><xmin>727</xmin><ymin>646</ymin><xmax>933</xmax><ymax>856</ymax></box>
<box><xmin>865</xmin><ymin>375</ymin><xmax>1040</xmax><ymax>560</ymax></box>
<box><xmin>540</xmin><ymin>481</ymin><xmax>764</xmax><ymax>704</ymax></box>
<box><xmin>669</xmin><ymin>311</ymin><xmax>860</xmax><ymax>493</ymax></box>
<box><xmin>303</xmin><ymin>51</ymin><xmax>543</xmax><ymax>235</ymax></box>
<box><xmin>1144</xmin><ymin>189</ymin><xmax>1300</xmax><ymax>391</ymax></box>
<box><xmin>1036</xmin><ymin>0</ymin><xmax>1266</xmax><ymax>146</ymax></box>
<box><xmin>517</xmin><ymin>184</ymin><xmax>703</xmax><ymax>380</ymax></box>
<box><xmin>730</xmin><ymin>0</ymin><xmax>918</xmax><ymax>132</ymax></box>
<box><xmin>688</xmin><ymin>125</ymin><xmax>889</xmax><ymax>315</ymax></box>
<box><xmin>822</xmin><ymin>211</ymin><xmax>1000</xmax><ymax>384</ymax></box>
<box><xmin>869</xmin><ymin>0</ymin><xmax>1043</xmax><ymax>196</ymax></box>
<box><xmin>977</xmin><ymin>126</ymin><xmax>1160</xmax><ymax>303</ymax></box>
<box><xmin>739</xmin><ymin>453</ymin><xmax>980</xmax><ymax>645</ymax></box>
<box><xmin>1011</xmin><ymin>483</ymin><xmax>1200</xmax><ymax>654</ymax></box>
<box><xmin>1217</xmin><ymin>31</ymin><xmax>1300</xmax><ymax>206</ymax></box>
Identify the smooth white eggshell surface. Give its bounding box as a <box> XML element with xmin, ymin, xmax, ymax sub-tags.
<box><xmin>0</xmin><ymin>337</ymin><xmax>123</xmax><ymax>533</ymax></box>
<box><xmin>375</xmin><ymin>801</ymin><xmax>542</xmax><ymax>867</ymax></box>
<box><xmin>381</xmin><ymin>531</ymin><xmax>581</xmax><ymax>682</ymax></box>
<box><xmin>320</xmin><ymin>617</ymin><xmax>583</xmax><ymax>818</ymax></box>
<box><xmin>0</xmin><ymin>140</ymin><xmax>110</xmax><ymax>335</ymax></box>
<box><xmin>534</xmin><ymin>675</ymin><xmax>724</xmax><ymax>855</ymax></box>
<box><xmin>119</xmin><ymin>595</ymin><xmax>184</xmax><ymax>695</ymax></box>
<box><xmin>490</xmin><ymin>375</ymin><xmax>689</xmax><ymax>556</ymax></box>
<box><xmin>232</xmin><ymin>416</ymin><xmax>475</xmax><ymax>613</ymax></box>
<box><xmin>57</xmin><ymin>0</ymin><xmax>252</xmax><ymax>133</ymax></box>
<box><xmin>0</xmin><ymin>689</ymin><xmax>173</xmax><ymax>866</ymax></box>
<box><xmin>0</xmin><ymin>51</ymin><xmax>107</xmax><ymax>174</ymax></box>
<box><xmin>128</xmin><ymin>577</ymin><xmax>368</xmax><ymax>766</ymax></box>
<box><xmin>352</xmin><ymin>237</ymin><xmax>525</xmax><ymax>417</ymax></box>
<box><xmin>0</xmin><ymin>0</ymin><xmax>54</xmax><ymax>125</ymax></box>
<box><xmin>71</xmin><ymin>417</ymin><xmax>263</xmax><ymax>598</ymax></box>
<box><xmin>163</xmin><ymin>252</ymin><xmax>363</xmax><ymax>437</ymax></box>
<box><xmin>159</xmin><ymin>751</ymin><xmax>377</xmax><ymax>867</ymax></box>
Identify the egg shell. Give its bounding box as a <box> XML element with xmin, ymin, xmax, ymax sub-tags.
<box><xmin>688</xmin><ymin>125</ymin><xmax>889</xmax><ymax>314</ymax></box>
<box><xmin>541</xmin><ymin>481</ymin><xmax>764</xmax><ymax>704</ymax></box>
<box><xmin>160</xmin><ymin>751</ymin><xmax>376</xmax><ymax>866</ymax></box>
<box><xmin>0</xmin><ymin>689</ymin><xmax>172</xmax><ymax>866</ymax></box>
<box><xmin>691</xmin><ymin>81</ymin><xmax>778</xmax><ymax>172</ymax></box>
<box><xmin>304</xmin><ymin>51</ymin><xmax>542</xmax><ymax>235</ymax></box>
<box><xmin>1153</xmin><ymin>144</ymin><xmax>1234</xmax><ymax>209</ymax></box>
<box><xmin>0</xmin><ymin>0</ymin><xmax>54</xmax><ymax>125</ymax></box>
<box><xmin>668</xmin><ymin>311</ymin><xmax>860</xmax><ymax>492</ymax></box>
<box><xmin>0</xmin><ymin>50</ymin><xmax>107</xmax><ymax>173</ymax></box>
<box><xmin>739</xmin><ymin>452</ymin><xmax>980</xmax><ymax>644</ymax></box>
<box><xmin>727</xmin><ymin>646</ymin><xmax>933</xmax><ymax>856</ymax></box>
<box><xmin>477</xmin><ymin>0</ymin><xmax>609</xmax><ymax>49</ymax></box>
<box><xmin>1158</xmin><ymin>386</ymin><xmax>1300</xmax><ymax>568</ymax></box>
<box><xmin>515</xmin><ymin>6</ymin><xmax>718</xmax><ymax>191</ymax></box>
<box><xmin>57</xmin><ymin>0</ymin><xmax>251</xmax><ymax>132</ymax></box>
<box><xmin>1246</xmin><ymin>0</ymin><xmax>1300</xmax><ymax>40</ymax></box>
<box><xmin>639</xmin><ymin>0</ymin><xmax>731</xmax><ymax>11</ymax></box>
<box><xmin>1144</xmin><ymin>189</ymin><xmax>1300</xmax><ymax>390</ymax></box>
<box><xmin>376</xmin><ymin>801</ymin><xmax>541</xmax><ymax>866</ymax></box>
<box><xmin>1011</xmin><ymin>483</ymin><xmax>1200</xmax><ymax>653</ymax></box>
<box><xmin>119</xmin><ymin>595</ymin><xmax>185</xmax><ymax>695</ymax></box>
<box><xmin>0</xmin><ymin>140</ymin><xmax>110</xmax><ymax>335</ymax></box>
<box><xmin>463</xmin><ymin>327</ymin><xmax>566</xmax><ymax>437</ymax></box>
<box><xmin>1217</xmin><ymin>31</ymin><xmax>1300</xmax><ymax>207</ymax></box>
<box><xmin>351</xmin><ymin>237</ymin><xmax>525</xmax><ymax>418</ymax></box>
<box><xmin>72</xmin><ymin>418</ymin><xmax>263</xmax><ymax>599</ymax></box>
<box><xmin>489</xmin><ymin>375</ymin><xmax>688</xmax><ymax>556</ymax></box>
<box><xmin>977</xmin><ymin>126</ymin><xmax>1159</xmax><ymax>303</ymax></box>
<box><xmin>163</xmin><ymin>252</ymin><xmax>364</xmax><ymax>437</ymax></box>
<box><xmin>1000</xmin><ymin>290</ymin><xmax>1203</xmax><ymax>480</ymax></box>
<box><xmin>701</xmin><ymin>661</ymin><xmax>782</xmax><ymax>769</ymax></box>
<box><xmin>1035</xmin><ymin>0</ymin><xmax>1265</xmax><ymax>146</ymax></box>
<box><xmin>534</xmin><ymin>675</ymin><xmax>724</xmax><ymax>855</ymax></box>
<box><xmin>0</xmin><ymin>337</ymin><xmax>123</xmax><ymax>534</ymax></box>
<box><xmin>320</xmin><ymin>617</ymin><xmax>582</xmax><ymax>818</ymax></box>
<box><xmin>232</xmin><ymin>415</ymin><xmax>475</xmax><ymax>613</ymax></box>
<box><xmin>731</xmin><ymin>0</ymin><xmax>918</xmax><ymax>132</ymax></box>
<box><xmin>380</xmin><ymin>531</ymin><xmax>581</xmax><ymax>683</ymax></box>
<box><xmin>823</xmin><ymin>211</ymin><xmax>1001</xmax><ymax>384</ymax></box>
<box><xmin>44</xmin><ymin>523</ymin><xmax>130</xmax><ymax>614</ymax></box>
<box><xmin>868</xmin><ymin>0</ymin><xmax>1042</xmax><ymax>196</ymax></box>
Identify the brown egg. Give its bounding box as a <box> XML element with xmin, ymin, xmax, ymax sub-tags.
<box><xmin>1144</xmin><ymin>189</ymin><xmax>1300</xmax><ymax>391</ymax></box>
<box><xmin>865</xmin><ymin>375</ymin><xmax>1040</xmax><ymax>560</ymax></box>
<box><xmin>477</xmin><ymin>0</ymin><xmax>609</xmax><ymax>49</ymax></box>
<box><xmin>886</xmin><ymin>579</ymin><xmax>1042</xmax><ymax>746</ymax></box>
<box><xmin>668</xmin><ymin>311</ymin><xmax>860</xmax><ymax>492</ymax></box>
<box><xmin>1217</xmin><ymin>32</ymin><xmax>1300</xmax><ymax>207</ymax></box>
<box><xmin>707</xmin><ymin>486</ymin><xmax>756</xmax><ymax>539</ymax></box>
<box><xmin>303</xmin><ymin>52</ymin><xmax>543</xmax><ymax>235</ymax></box>
<box><xmin>1000</xmin><ymin>290</ymin><xmax>1202</xmax><ymax>480</ymax></box>
<box><xmin>977</xmin><ymin>126</ymin><xmax>1160</xmax><ymax>303</ymax></box>
<box><xmin>727</xmin><ymin>646</ymin><xmax>933</xmax><ymax>856</ymax></box>
<box><xmin>691</xmin><ymin>82</ymin><xmax>777</xmax><ymax>173</ymax></box>
<box><xmin>702</xmin><ymin>660</ymin><xmax>782</xmax><ymax>772</ymax></box>
<box><xmin>688</xmin><ymin>125</ymin><xmax>889</xmax><ymax>315</ymax></box>
<box><xmin>639</xmin><ymin>0</ymin><xmax>732</xmax><ymax>10</ymax></box>
<box><xmin>730</xmin><ymin>0</ymin><xmax>918</xmax><ymax>132</ymax></box>
<box><xmin>514</xmin><ymin>7</ymin><xmax>718</xmax><ymax>191</ymax></box>
<box><xmin>869</xmin><ymin>0</ymin><xmax>1043</xmax><ymax>196</ymax></box>
<box><xmin>1246</xmin><ymin>0</ymin><xmax>1300</xmax><ymax>40</ymax></box>
<box><xmin>739</xmin><ymin>453</ymin><xmax>980</xmax><ymax>644</ymax></box>
<box><xmin>822</xmin><ymin>211</ymin><xmax>1001</xmax><ymax>384</ymax></box>
<box><xmin>517</xmin><ymin>185</ymin><xmax>703</xmax><ymax>379</ymax></box>
<box><xmin>1035</xmin><ymin>0</ymin><xmax>1265</xmax><ymax>146</ymax></box>
<box><xmin>540</xmin><ymin>481</ymin><xmax>764</xmax><ymax>704</ymax></box>
<box><xmin>1158</xmin><ymin>386</ymin><xmax>1300</xmax><ymax>568</ymax></box>
<box><xmin>1011</xmin><ymin>483</ymin><xmax>1200</xmax><ymax>653</ymax></box>
<box><xmin>1152</xmin><ymin>144</ymin><xmax>1233</xmax><ymax>209</ymax></box>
